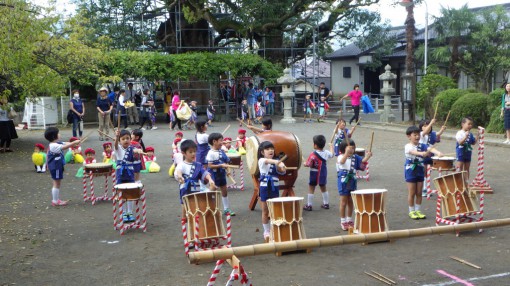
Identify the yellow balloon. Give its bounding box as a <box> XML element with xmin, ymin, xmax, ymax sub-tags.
<box><xmin>32</xmin><ymin>152</ymin><xmax>44</xmax><ymax>166</ymax></box>
<box><xmin>74</xmin><ymin>153</ymin><xmax>84</xmax><ymax>164</ymax></box>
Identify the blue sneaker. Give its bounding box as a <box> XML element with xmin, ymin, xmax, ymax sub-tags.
<box><xmin>122</xmin><ymin>214</ymin><xmax>129</xmax><ymax>223</ymax></box>
<box><xmin>127</xmin><ymin>213</ymin><xmax>135</xmax><ymax>222</ymax></box>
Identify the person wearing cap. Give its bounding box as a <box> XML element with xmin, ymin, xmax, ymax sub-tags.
<box><xmin>32</xmin><ymin>143</ymin><xmax>47</xmax><ymax>173</ymax></box>
<box><xmin>235</xmin><ymin>128</ymin><xmax>247</xmax><ymax>150</ymax></box>
<box><xmin>75</xmin><ymin>148</ymin><xmax>97</xmax><ymax>178</ymax></box>
<box><xmin>69</xmin><ymin>89</ymin><xmax>85</xmax><ymax>138</ymax></box>
<box><xmin>97</xmin><ymin>87</ymin><xmax>113</xmax><ymax>141</ymax></box>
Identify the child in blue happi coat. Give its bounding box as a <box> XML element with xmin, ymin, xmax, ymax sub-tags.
<box><xmin>455</xmin><ymin>117</ymin><xmax>478</xmax><ymax>180</ymax></box>
<box><xmin>175</xmin><ymin>140</ymin><xmax>215</xmax><ymax>220</ymax></box>
<box><xmin>258</xmin><ymin>141</ymin><xmax>287</xmax><ymax>241</ymax></box>
<box><xmin>337</xmin><ymin>138</ymin><xmax>372</xmax><ymax>231</ymax></box>
<box><xmin>303</xmin><ymin>135</ymin><xmax>334</xmax><ymax>211</ymax></box>
<box><xmin>419</xmin><ymin>118</ymin><xmax>445</xmax><ymax>196</ymax></box>
<box><xmin>333</xmin><ymin>119</ymin><xmax>357</xmax><ymax>156</ymax></box>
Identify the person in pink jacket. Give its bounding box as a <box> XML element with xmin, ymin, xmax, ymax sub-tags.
<box><xmin>340</xmin><ymin>84</ymin><xmax>363</xmax><ymax>125</ymax></box>
<box><xmin>170</xmin><ymin>91</ymin><xmax>183</xmax><ymax>131</ymax></box>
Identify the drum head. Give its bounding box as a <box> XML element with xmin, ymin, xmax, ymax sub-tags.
<box><xmin>432</xmin><ymin>156</ymin><xmax>455</xmax><ymax>160</ymax></box>
<box><xmin>226</xmin><ymin>153</ymin><xmax>240</xmax><ymax>159</ymax></box>
<box><xmin>86</xmin><ymin>162</ymin><xmax>112</xmax><ymax>168</ymax></box>
<box><xmin>355</xmin><ymin>148</ymin><xmax>365</xmax><ymax>152</ymax></box>
<box><xmin>115</xmin><ymin>182</ymin><xmax>143</xmax><ymax>189</ymax></box>
<box><xmin>245</xmin><ymin>136</ymin><xmax>260</xmax><ymax>175</ymax></box>
<box><xmin>267</xmin><ymin>197</ymin><xmax>304</xmax><ymax>203</ymax></box>
<box><xmin>351</xmin><ymin>189</ymin><xmax>387</xmax><ymax>195</ymax></box>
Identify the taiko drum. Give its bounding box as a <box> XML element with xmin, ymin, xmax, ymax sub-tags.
<box><xmin>182</xmin><ymin>191</ymin><xmax>225</xmax><ymax>241</ymax></box>
<box><xmin>266</xmin><ymin>197</ymin><xmax>306</xmax><ymax>242</ymax></box>
<box><xmin>433</xmin><ymin>171</ymin><xmax>478</xmax><ymax>218</ymax></box>
<box><xmin>351</xmin><ymin>189</ymin><xmax>388</xmax><ymax>234</ymax></box>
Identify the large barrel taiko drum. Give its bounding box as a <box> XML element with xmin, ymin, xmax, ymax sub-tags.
<box><xmin>433</xmin><ymin>171</ymin><xmax>478</xmax><ymax>218</ymax></box>
<box><xmin>245</xmin><ymin>131</ymin><xmax>302</xmax><ymax>176</ymax></box>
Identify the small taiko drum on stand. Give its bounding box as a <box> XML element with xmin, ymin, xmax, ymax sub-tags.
<box><xmin>433</xmin><ymin>171</ymin><xmax>479</xmax><ymax>218</ymax></box>
<box><xmin>432</xmin><ymin>156</ymin><xmax>455</xmax><ymax>171</ymax></box>
<box><xmin>182</xmin><ymin>191</ymin><xmax>226</xmax><ymax>243</ymax></box>
<box><xmin>113</xmin><ymin>182</ymin><xmax>147</xmax><ymax>235</ymax></box>
<box><xmin>82</xmin><ymin>163</ymin><xmax>115</xmax><ymax>205</ymax></box>
<box><xmin>351</xmin><ymin>189</ymin><xmax>388</xmax><ymax>234</ymax></box>
<box><xmin>226</xmin><ymin>153</ymin><xmax>241</xmax><ymax>166</ymax></box>
<box><xmin>355</xmin><ymin>148</ymin><xmax>366</xmax><ymax>157</ymax></box>
<box><xmin>84</xmin><ymin>162</ymin><xmax>113</xmax><ymax>175</ymax></box>
<box><xmin>266</xmin><ymin>197</ymin><xmax>306</xmax><ymax>243</ymax></box>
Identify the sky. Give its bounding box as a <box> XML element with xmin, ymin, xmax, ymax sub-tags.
<box><xmin>373</xmin><ymin>0</ymin><xmax>510</xmax><ymax>29</ymax></box>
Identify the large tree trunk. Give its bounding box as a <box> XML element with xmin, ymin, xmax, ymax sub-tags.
<box><xmin>450</xmin><ymin>38</ymin><xmax>461</xmax><ymax>83</ymax></box>
<box><xmin>253</xmin><ymin>32</ymin><xmax>287</xmax><ymax>65</ymax></box>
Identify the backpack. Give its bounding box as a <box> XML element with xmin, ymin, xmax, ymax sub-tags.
<box><xmin>67</xmin><ymin>110</ymin><xmax>73</xmax><ymax>124</ymax></box>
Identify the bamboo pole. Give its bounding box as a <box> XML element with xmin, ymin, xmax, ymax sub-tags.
<box><xmin>368</xmin><ymin>131</ymin><xmax>375</xmax><ymax>152</ymax></box>
<box><xmin>188</xmin><ymin>218</ymin><xmax>510</xmax><ymax>264</ymax></box>
<box><xmin>330</xmin><ymin>123</ymin><xmax>339</xmax><ymax>144</ymax></box>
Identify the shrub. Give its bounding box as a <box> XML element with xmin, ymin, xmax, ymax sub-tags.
<box><xmin>432</xmin><ymin>89</ymin><xmax>465</xmax><ymax>122</ymax></box>
<box><xmin>487</xmin><ymin>88</ymin><xmax>505</xmax><ymax>111</ymax></box>
<box><xmin>450</xmin><ymin>93</ymin><xmax>489</xmax><ymax>127</ymax></box>
<box><xmin>417</xmin><ymin>69</ymin><xmax>456</xmax><ymax>118</ymax></box>
<box><xmin>486</xmin><ymin>108</ymin><xmax>505</xmax><ymax>134</ymax></box>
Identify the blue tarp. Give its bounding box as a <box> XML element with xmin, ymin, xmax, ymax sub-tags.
<box><xmin>362</xmin><ymin>95</ymin><xmax>374</xmax><ymax>114</ymax></box>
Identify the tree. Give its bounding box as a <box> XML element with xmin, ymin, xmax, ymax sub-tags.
<box><xmin>432</xmin><ymin>4</ymin><xmax>474</xmax><ymax>84</ymax></box>
<box><xmin>75</xmin><ymin>0</ymin><xmax>383</xmax><ymax>63</ymax></box>
<box><xmin>0</xmin><ymin>0</ymin><xmax>103</xmax><ymax>103</ymax></box>
<box><xmin>458</xmin><ymin>6</ymin><xmax>510</xmax><ymax>93</ymax></box>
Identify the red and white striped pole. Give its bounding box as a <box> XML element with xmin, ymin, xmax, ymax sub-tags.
<box><xmin>141</xmin><ymin>187</ymin><xmax>147</xmax><ymax>232</ymax></box>
<box><xmin>226</xmin><ymin>213</ymin><xmax>232</xmax><ymax>246</ymax></box>
<box><xmin>82</xmin><ymin>173</ymin><xmax>88</xmax><ymax>202</ymax></box>
<box><xmin>206</xmin><ymin>260</ymin><xmax>224</xmax><ymax>286</ymax></box>
<box><xmin>90</xmin><ymin>173</ymin><xmax>96</xmax><ymax>205</ymax></box>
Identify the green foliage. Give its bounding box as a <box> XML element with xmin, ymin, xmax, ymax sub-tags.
<box><xmin>458</xmin><ymin>6</ymin><xmax>510</xmax><ymax>93</ymax></box>
<box><xmin>486</xmin><ymin>108</ymin><xmax>505</xmax><ymax>134</ymax></box>
<box><xmin>450</xmin><ymin>93</ymin><xmax>489</xmax><ymax>127</ymax></box>
<box><xmin>100</xmin><ymin>51</ymin><xmax>281</xmax><ymax>84</ymax></box>
<box><xmin>488</xmin><ymin>88</ymin><xmax>505</xmax><ymax>111</ymax></box>
<box><xmin>417</xmin><ymin>67</ymin><xmax>457</xmax><ymax>118</ymax></box>
<box><xmin>433</xmin><ymin>89</ymin><xmax>466</xmax><ymax>121</ymax></box>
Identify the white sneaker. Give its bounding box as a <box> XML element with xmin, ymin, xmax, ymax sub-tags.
<box><xmin>151</xmin><ymin>126</ymin><xmax>158</xmax><ymax>130</ymax></box>
<box><xmin>141</xmin><ymin>127</ymin><xmax>146</xmax><ymax>131</ymax></box>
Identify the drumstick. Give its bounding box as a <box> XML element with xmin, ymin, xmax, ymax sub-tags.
<box><xmin>368</xmin><ymin>131</ymin><xmax>374</xmax><ymax>152</ymax></box>
<box><xmin>433</xmin><ymin>101</ymin><xmax>440</xmax><ymax>120</ymax></box>
<box><xmin>223</xmin><ymin>139</ymin><xmax>242</xmax><ymax>144</ymax></box>
<box><xmin>97</xmin><ymin>130</ymin><xmax>115</xmax><ymax>140</ymax></box>
<box><xmin>237</xmin><ymin>118</ymin><xmax>249</xmax><ymax>127</ymax></box>
<box><xmin>278</xmin><ymin>155</ymin><xmax>288</xmax><ymax>164</ymax></box>
<box><xmin>364</xmin><ymin>271</ymin><xmax>392</xmax><ymax>285</ymax></box>
<box><xmin>444</xmin><ymin>110</ymin><xmax>451</xmax><ymax>126</ymax></box>
<box><xmin>227</xmin><ymin>172</ymin><xmax>236</xmax><ymax>185</ymax></box>
<box><xmin>222</xmin><ymin>124</ymin><xmax>231</xmax><ymax>135</ymax></box>
<box><xmin>450</xmin><ymin>256</ymin><xmax>482</xmax><ymax>270</ymax></box>
<box><xmin>330</xmin><ymin>122</ymin><xmax>339</xmax><ymax>144</ymax></box>
<box><xmin>222</xmin><ymin>164</ymin><xmax>240</xmax><ymax>169</ymax></box>
<box><xmin>371</xmin><ymin>271</ymin><xmax>396</xmax><ymax>285</ymax></box>
<box><xmin>79</xmin><ymin>130</ymin><xmax>95</xmax><ymax>144</ymax></box>
<box><xmin>285</xmin><ymin>167</ymin><xmax>298</xmax><ymax>170</ymax></box>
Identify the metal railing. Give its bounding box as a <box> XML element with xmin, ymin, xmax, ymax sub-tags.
<box><xmin>292</xmin><ymin>94</ymin><xmax>402</xmax><ymax>115</ymax></box>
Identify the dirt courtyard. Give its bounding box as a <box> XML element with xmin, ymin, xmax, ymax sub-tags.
<box><xmin>1</xmin><ymin>119</ymin><xmax>510</xmax><ymax>286</ymax></box>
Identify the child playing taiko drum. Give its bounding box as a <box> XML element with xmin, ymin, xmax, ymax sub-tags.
<box><xmin>258</xmin><ymin>141</ymin><xmax>287</xmax><ymax>241</ymax></box>
<box><xmin>337</xmin><ymin>138</ymin><xmax>372</xmax><ymax>230</ymax></box>
<box><xmin>455</xmin><ymin>117</ymin><xmax>478</xmax><ymax>180</ymax></box>
<box><xmin>303</xmin><ymin>135</ymin><xmax>334</xmax><ymax>211</ymax></box>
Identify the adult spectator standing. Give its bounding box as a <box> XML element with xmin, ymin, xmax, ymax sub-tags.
<box><xmin>134</xmin><ymin>89</ymin><xmax>142</xmax><ymax>122</ymax></box>
<box><xmin>501</xmin><ymin>83</ymin><xmax>510</xmax><ymax>144</ymax></box>
<box><xmin>0</xmin><ymin>97</ymin><xmax>18</xmax><ymax>152</ymax></box>
<box><xmin>96</xmin><ymin>87</ymin><xmax>113</xmax><ymax>141</ymax></box>
<box><xmin>140</xmin><ymin>89</ymin><xmax>157</xmax><ymax>130</ymax></box>
<box><xmin>264</xmin><ymin>87</ymin><xmax>275</xmax><ymax>116</ymax></box>
<box><xmin>164</xmin><ymin>86</ymin><xmax>172</xmax><ymax>123</ymax></box>
<box><xmin>340</xmin><ymin>84</ymin><xmax>363</xmax><ymax>125</ymax></box>
<box><xmin>125</xmin><ymin>83</ymin><xmax>139</xmax><ymax>125</ymax></box>
<box><xmin>170</xmin><ymin>90</ymin><xmax>183</xmax><ymax>131</ymax></box>
<box><xmin>246</xmin><ymin>83</ymin><xmax>257</xmax><ymax>123</ymax></box>
<box><xmin>69</xmin><ymin>89</ymin><xmax>85</xmax><ymax>138</ymax></box>
<box><xmin>235</xmin><ymin>82</ymin><xmax>244</xmax><ymax>119</ymax></box>
<box><xmin>318</xmin><ymin>82</ymin><xmax>332</xmax><ymax>102</ymax></box>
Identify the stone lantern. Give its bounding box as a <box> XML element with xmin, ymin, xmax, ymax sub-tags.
<box><xmin>277</xmin><ymin>67</ymin><xmax>296</xmax><ymax>124</ymax></box>
<box><xmin>379</xmin><ymin>64</ymin><xmax>397</xmax><ymax>123</ymax></box>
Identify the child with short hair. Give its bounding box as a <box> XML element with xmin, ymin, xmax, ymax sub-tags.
<box><xmin>114</xmin><ymin>129</ymin><xmax>143</xmax><ymax>222</ymax></box>
<box><xmin>303</xmin><ymin>94</ymin><xmax>315</xmax><ymax>123</ymax></box>
<box><xmin>255</xmin><ymin>97</ymin><xmax>265</xmax><ymax>123</ymax></box>
<box><xmin>76</xmin><ymin>148</ymin><xmax>97</xmax><ymax>178</ymax></box>
<box><xmin>32</xmin><ymin>143</ymin><xmax>47</xmax><ymax>173</ymax></box>
<box><xmin>303</xmin><ymin>135</ymin><xmax>334</xmax><ymax>211</ymax></box>
<box><xmin>247</xmin><ymin>117</ymin><xmax>272</xmax><ymax>134</ymax></box>
<box><xmin>455</xmin><ymin>117</ymin><xmax>478</xmax><ymax>179</ymax></box>
<box><xmin>419</xmin><ymin>118</ymin><xmax>445</xmax><ymax>196</ymax></box>
<box><xmin>44</xmin><ymin>127</ymin><xmax>81</xmax><ymax>206</ymax></box>
<box><xmin>131</xmin><ymin>129</ymin><xmax>146</xmax><ymax>182</ymax></box>
<box><xmin>195</xmin><ymin>119</ymin><xmax>210</xmax><ymax>166</ymax></box>
<box><xmin>405</xmin><ymin>126</ymin><xmax>441</xmax><ymax>220</ymax></box>
<box><xmin>317</xmin><ymin>96</ymin><xmax>330</xmax><ymax>122</ymax></box>
<box><xmin>207</xmin><ymin>99</ymin><xmax>215</xmax><ymax>127</ymax></box>
<box><xmin>175</xmin><ymin>140</ymin><xmax>215</xmax><ymax>220</ymax></box>
<box><xmin>333</xmin><ymin>119</ymin><xmax>356</xmax><ymax>156</ymax></box>
<box><xmin>337</xmin><ymin>138</ymin><xmax>372</xmax><ymax>230</ymax></box>
<box><xmin>206</xmin><ymin>132</ymin><xmax>235</xmax><ymax>216</ymax></box>
<box><xmin>258</xmin><ymin>141</ymin><xmax>287</xmax><ymax>241</ymax></box>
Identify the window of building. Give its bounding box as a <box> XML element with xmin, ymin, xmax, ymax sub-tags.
<box><xmin>343</xmin><ymin>67</ymin><xmax>351</xmax><ymax>78</ymax></box>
